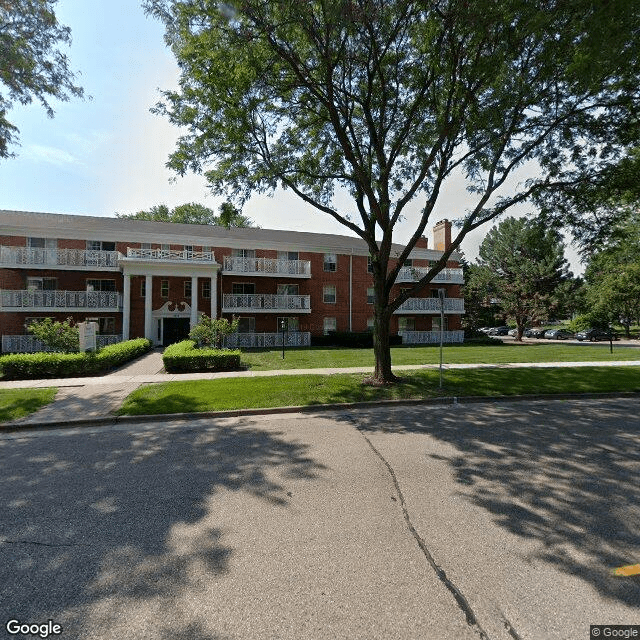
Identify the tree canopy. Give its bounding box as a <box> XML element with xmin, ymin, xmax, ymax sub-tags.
<box><xmin>468</xmin><ymin>217</ymin><xmax>571</xmax><ymax>339</ymax></box>
<box><xmin>145</xmin><ymin>0</ymin><xmax>640</xmax><ymax>382</ymax></box>
<box><xmin>116</xmin><ymin>202</ymin><xmax>254</xmax><ymax>228</ymax></box>
<box><xmin>0</xmin><ymin>0</ymin><xmax>84</xmax><ymax>158</ymax></box>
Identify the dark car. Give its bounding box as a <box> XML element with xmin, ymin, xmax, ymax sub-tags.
<box><xmin>576</xmin><ymin>328</ymin><xmax>619</xmax><ymax>342</ymax></box>
<box><xmin>544</xmin><ymin>329</ymin><xmax>574</xmax><ymax>340</ymax></box>
<box><xmin>488</xmin><ymin>326</ymin><xmax>510</xmax><ymax>336</ymax></box>
<box><xmin>524</xmin><ymin>328</ymin><xmax>546</xmax><ymax>338</ymax></box>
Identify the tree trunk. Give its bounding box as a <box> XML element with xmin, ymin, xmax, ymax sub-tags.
<box><xmin>368</xmin><ymin>299</ymin><xmax>400</xmax><ymax>385</ymax></box>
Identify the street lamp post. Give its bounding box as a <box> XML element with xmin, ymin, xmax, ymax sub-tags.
<box><xmin>280</xmin><ymin>319</ymin><xmax>286</xmax><ymax>359</ymax></box>
<box><xmin>438</xmin><ymin>288</ymin><xmax>445</xmax><ymax>389</ymax></box>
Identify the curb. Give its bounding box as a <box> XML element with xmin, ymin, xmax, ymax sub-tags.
<box><xmin>3</xmin><ymin>390</ymin><xmax>640</xmax><ymax>433</ymax></box>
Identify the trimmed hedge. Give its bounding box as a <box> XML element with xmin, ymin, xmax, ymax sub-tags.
<box><xmin>311</xmin><ymin>332</ymin><xmax>403</xmax><ymax>348</ymax></box>
<box><xmin>163</xmin><ymin>340</ymin><xmax>242</xmax><ymax>373</ymax></box>
<box><xmin>0</xmin><ymin>338</ymin><xmax>152</xmax><ymax>380</ymax></box>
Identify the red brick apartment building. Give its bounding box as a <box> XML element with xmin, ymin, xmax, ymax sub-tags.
<box><xmin>0</xmin><ymin>210</ymin><xmax>464</xmax><ymax>352</ymax></box>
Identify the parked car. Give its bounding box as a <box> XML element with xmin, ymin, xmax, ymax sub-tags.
<box><xmin>524</xmin><ymin>328</ymin><xmax>545</xmax><ymax>338</ymax></box>
<box><xmin>576</xmin><ymin>328</ymin><xmax>619</xmax><ymax>342</ymax></box>
<box><xmin>508</xmin><ymin>328</ymin><xmax>518</xmax><ymax>336</ymax></box>
<box><xmin>544</xmin><ymin>329</ymin><xmax>575</xmax><ymax>340</ymax></box>
<box><xmin>488</xmin><ymin>326</ymin><xmax>510</xmax><ymax>336</ymax></box>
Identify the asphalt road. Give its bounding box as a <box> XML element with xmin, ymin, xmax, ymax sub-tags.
<box><xmin>1</xmin><ymin>399</ymin><xmax>639</xmax><ymax>639</ymax></box>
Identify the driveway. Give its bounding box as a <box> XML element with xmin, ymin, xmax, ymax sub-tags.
<box><xmin>0</xmin><ymin>398</ymin><xmax>638</xmax><ymax>639</ymax></box>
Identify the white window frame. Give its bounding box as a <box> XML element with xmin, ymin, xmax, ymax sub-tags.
<box><xmin>86</xmin><ymin>279</ymin><xmax>116</xmax><ymax>292</ymax></box>
<box><xmin>277</xmin><ymin>284</ymin><xmax>299</xmax><ymax>295</ymax></box>
<box><xmin>432</xmin><ymin>316</ymin><xmax>449</xmax><ymax>331</ymax></box>
<box><xmin>28</xmin><ymin>237</ymin><xmax>57</xmax><ymax>249</ymax></box>
<box><xmin>237</xmin><ymin>317</ymin><xmax>256</xmax><ymax>333</ymax></box>
<box><xmin>323</xmin><ymin>285</ymin><xmax>336</xmax><ymax>304</ymax></box>
<box><xmin>367</xmin><ymin>256</ymin><xmax>374</xmax><ymax>273</ymax></box>
<box><xmin>277</xmin><ymin>317</ymin><xmax>299</xmax><ymax>332</ymax></box>
<box><xmin>161</xmin><ymin>280</ymin><xmax>169</xmax><ymax>298</ymax></box>
<box><xmin>323</xmin><ymin>317</ymin><xmax>337</xmax><ymax>335</ymax></box>
<box><xmin>398</xmin><ymin>317</ymin><xmax>416</xmax><ymax>332</ymax></box>
<box><xmin>366</xmin><ymin>287</ymin><xmax>375</xmax><ymax>304</ymax></box>
<box><xmin>323</xmin><ymin>253</ymin><xmax>337</xmax><ymax>272</ymax></box>
<box><xmin>184</xmin><ymin>280</ymin><xmax>192</xmax><ymax>298</ymax></box>
<box><xmin>27</xmin><ymin>277</ymin><xmax>57</xmax><ymax>291</ymax></box>
<box><xmin>233</xmin><ymin>248</ymin><xmax>256</xmax><ymax>259</ymax></box>
<box><xmin>202</xmin><ymin>280</ymin><xmax>211</xmax><ymax>299</ymax></box>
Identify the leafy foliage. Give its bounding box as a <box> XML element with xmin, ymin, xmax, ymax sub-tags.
<box><xmin>468</xmin><ymin>217</ymin><xmax>571</xmax><ymax>339</ymax></box>
<box><xmin>116</xmin><ymin>201</ymin><xmax>254</xmax><ymax>227</ymax></box>
<box><xmin>188</xmin><ymin>314</ymin><xmax>239</xmax><ymax>348</ymax></box>
<box><xmin>162</xmin><ymin>340</ymin><xmax>241</xmax><ymax>373</ymax></box>
<box><xmin>27</xmin><ymin>317</ymin><xmax>79</xmax><ymax>353</ymax></box>
<box><xmin>0</xmin><ymin>339</ymin><xmax>151</xmax><ymax>380</ymax></box>
<box><xmin>145</xmin><ymin>0</ymin><xmax>640</xmax><ymax>381</ymax></box>
<box><xmin>0</xmin><ymin>0</ymin><xmax>84</xmax><ymax>158</ymax></box>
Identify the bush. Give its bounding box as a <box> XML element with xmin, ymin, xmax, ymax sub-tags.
<box><xmin>27</xmin><ymin>317</ymin><xmax>79</xmax><ymax>353</ymax></box>
<box><xmin>0</xmin><ymin>338</ymin><xmax>151</xmax><ymax>380</ymax></box>
<box><xmin>163</xmin><ymin>340</ymin><xmax>242</xmax><ymax>373</ymax></box>
<box><xmin>310</xmin><ymin>332</ymin><xmax>403</xmax><ymax>348</ymax></box>
<box><xmin>189</xmin><ymin>315</ymin><xmax>239</xmax><ymax>348</ymax></box>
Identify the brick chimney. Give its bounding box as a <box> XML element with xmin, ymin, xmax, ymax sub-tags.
<box><xmin>415</xmin><ymin>235</ymin><xmax>428</xmax><ymax>249</ymax></box>
<box><xmin>433</xmin><ymin>219</ymin><xmax>452</xmax><ymax>251</ymax></box>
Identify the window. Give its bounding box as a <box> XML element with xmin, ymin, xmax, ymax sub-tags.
<box><xmin>184</xmin><ymin>280</ymin><xmax>192</xmax><ymax>297</ymax></box>
<box><xmin>184</xmin><ymin>245</ymin><xmax>193</xmax><ymax>253</ymax></box>
<box><xmin>432</xmin><ymin>317</ymin><xmax>449</xmax><ymax>331</ymax></box>
<box><xmin>323</xmin><ymin>253</ymin><xmax>337</xmax><ymax>272</ymax></box>
<box><xmin>277</xmin><ymin>317</ymin><xmax>299</xmax><ymax>331</ymax></box>
<box><xmin>27</xmin><ymin>277</ymin><xmax>57</xmax><ymax>291</ymax></box>
<box><xmin>161</xmin><ymin>244</ymin><xmax>170</xmax><ymax>251</ymax></box>
<box><xmin>28</xmin><ymin>237</ymin><xmax>56</xmax><ymax>248</ymax></box>
<box><xmin>237</xmin><ymin>317</ymin><xmax>255</xmax><ymax>333</ymax></box>
<box><xmin>202</xmin><ymin>280</ymin><xmax>211</xmax><ymax>299</ymax></box>
<box><xmin>278</xmin><ymin>251</ymin><xmax>299</xmax><ymax>261</ymax></box>
<box><xmin>86</xmin><ymin>279</ymin><xmax>116</xmax><ymax>292</ymax></box>
<box><xmin>161</xmin><ymin>280</ymin><xmax>169</xmax><ymax>298</ymax></box>
<box><xmin>323</xmin><ymin>285</ymin><xmax>336</xmax><ymax>303</ymax></box>
<box><xmin>398</xmin><ymin>317</ymin><xmax>416</xmax><ymax>332</ymax></box>
<box><xmin>233</xmin><ymin>248</ymin><xmax>256</xmax><ymax>258</ymax></box>
<box><xmin>202</xmin><ymin>246</ymin><xmax>211</xmax><ymax>253</ymax></box>
<box><xmin>85</xmin><ymin>317</ymin><xmax>115</xmax><ymax>334</ymax></box>
<box><xmin>277</xmin><ymin>284</ymin><xmax>299</xmax><ymax>295</ymax></box>
<box><xmin>431</xmin><ymin>288</ymin><xmax>443</xmax><ymax>298</ymax></box>
<box><xmin>141</xmin><ymin>243</ymin><xmax>152</xmax><ymax>250</ymax></box>
<box><xmin>367</xmin><ymin>256</ymin><xmax>374</xmax><ymax>273</ymax></box>
<box><xmin>232</xmin><ymin>283</ymin><xmax>255</xmax><ymax>294</ymax></box>
<box><xmin>366</xmin><ymin>287</ymin><xmax>375</xmax><ymax>304</ymax></box>
<box><xmin>367</xmin><ymin>317</ymin><xmax>375</xmax><ymax>331</ymax></box>
<box><xmin>404</xmin><ymin>258</ymin><xmax>413</xmax><ymax>268</ymax></box>
<box><xmin>87</xmin><ymin>240</ymin><xmax>115</xmax><ymax>251</ymax></box>
<box><xmin>323</xmin><ymin>317</ymin><xmax>337</xmax><ymax>335</ymax></box>
<box><xmin>140</xmin><ymin>280</ymin><xmax>146</xmax><ymax>297</ymax></box>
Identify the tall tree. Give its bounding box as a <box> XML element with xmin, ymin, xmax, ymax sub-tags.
<box><xmin>469</xmin><ymin>217</ymin><xmax>570</xmax><ymax>340</ymax></box>
<box><xmin>0</xmin><ymin>0</ymin><xmax>84</xmax><ymax>158</ymax></box>
<box><xmin>145</xmin><ymin>0</ymin><xmax>640</xmax><ymax>383</ymax></box>
<box><xmin>116</xmin><ymin>201</ymin><xmax>254</xmax><ymax>227</ymax></box>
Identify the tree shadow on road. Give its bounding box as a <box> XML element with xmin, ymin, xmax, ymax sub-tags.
<box><xmin>349</xmin><ymin>399</ymin><xmax>640</xmax><ymax>607</ymax></box>
<box><xmin>0</xmin><ymin>418</ymin><xmax>326</xmax><ymax>639</ymax></box>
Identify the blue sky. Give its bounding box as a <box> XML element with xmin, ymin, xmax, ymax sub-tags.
<box><xmin>0</xmin><ymin>1</ymin><xmax>582</xmax><ymax>272</ymax></box>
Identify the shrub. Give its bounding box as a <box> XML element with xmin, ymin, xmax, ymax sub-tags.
<box><xmin>163</xmin><ymin>340</ymin><xmax>241</xmax><ymax>373</ymax></box>
<box><xmin>0</xmin><ymin>338</ymin><xmax>151</xmax><ymax>380</ymax></box>
<box><xmin>27</xmin><ymin>317</ymin><xmax>79</xmax><ymax>353</ymax></box>
<box><xmin>189</xmin><ymin>314</ymin><xmax>239</xmax><ymax>348</ymax></box>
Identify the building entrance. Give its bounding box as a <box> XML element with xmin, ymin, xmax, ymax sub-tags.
<box><xmin>162</xmin><ymin>317</ymin><xmax>190</xmax><ymax>346</ymax></box>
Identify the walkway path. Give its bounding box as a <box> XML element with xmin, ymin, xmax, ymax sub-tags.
<box><xmin>2</xmin><ymin>348</ymin><xmax>640</xmax><ymax>426</ymax></box>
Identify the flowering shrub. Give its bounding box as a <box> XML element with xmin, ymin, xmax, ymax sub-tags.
<box><xmin>188</xmin><ymin>314</ymin><xmax>239</xmax><ymax>348</ymax></box>
<box><xmin>27</xmin><ymin>317</ymin><xmax>79</xmax><ymax>353</ymax></box>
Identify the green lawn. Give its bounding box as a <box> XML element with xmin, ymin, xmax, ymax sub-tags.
<box><xmin>240</xmin><ymin>342</ymin><xmax>640</xmax><ymax>371</ymax></box>
<box><xmin>0</xmin><ymin>388</ymin><xmax>57</xmax><ymax>423</ymax></box>
<box><xmin>117</xmin><ymin>366</ymin><xmax>640</xmax><ymax>416</ymax></box>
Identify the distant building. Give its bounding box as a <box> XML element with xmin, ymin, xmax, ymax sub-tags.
<box><xmin>0</xmin><ymin>210</ymin><xmax>464</xmax><ymax>351</ymax></box>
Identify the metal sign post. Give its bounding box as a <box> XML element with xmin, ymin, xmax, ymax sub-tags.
<box><xmin>438</xmin><ymin>288</ymin><xmax>445</xmax><ymax>389</ymax></box>
<box><xmin>281</xmin><ymin>319</ymin><xmax>286</xmax><ymax>359</ymax></box>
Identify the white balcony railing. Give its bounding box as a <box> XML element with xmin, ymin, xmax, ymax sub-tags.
<box><xmin>126</xmin><ymin>248</ymin><xmax>215</xmax><ymax>262</ymax></box>
<box><xmin>223</xmin><ymin>256</ymin><xmax>311</xmax><ymax>277</ymax></box>
<box><xmin>396</xmin><ymin>267</ymin><xmax>464</xmax><ymax>284</ymax></box>
<box><xmin>395</xmin><ymin>297</ymin><xmax>465</xmax><ymax>313</ymax></box>
<box><xmin>223</xmin><ymin>331</ymin><xmax>311</xmax><ymax>349</ymax></box>
<box><xmin>399</xmin><ymin>330</ymin><xmax>465</xmax><ymax>344</ymax></box>
<box><xmin>222</xmin><ymin>293</ymin><xmax>311</xmax><ymax>312</ymax></box>
<box><xmin>1</xmin><ymin>334</ymin><xmax>122</xmax><ymax>353</ymax></box>
<box><xmin>0</xmin><ymin>246</ymin><xmax>119</xmax><ymax>269</ymax></box>
<box><xmin>0</xmin><ymin>290</ymin><xmax>121</xmax><ymax>310</ymax></box>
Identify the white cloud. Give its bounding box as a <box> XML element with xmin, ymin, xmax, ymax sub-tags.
<box><xmin>24</xmin><ymin>144</ymin><xmax>83</xmax><ymax>168</ymax></box>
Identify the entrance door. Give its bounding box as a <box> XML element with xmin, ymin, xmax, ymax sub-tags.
<box><xmin>162</xmin><ymin>317</ymin><xmax>191</xmax><ymax>346</ymax></box>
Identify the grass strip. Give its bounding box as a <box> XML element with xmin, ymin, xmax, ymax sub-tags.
<box><xmin>117</xmin><ymin>366</ymin><xmax>640</xmax><ymax>416</ymax></box>
<box><xmin>241</xmin><ymin>343</ymin><xmax>640</xmax><ymax>371</ymax></box>
<box><xmin>0</xmin><ymin>388</ymin><xmax>57</xmax><ymax>423</ymax></box>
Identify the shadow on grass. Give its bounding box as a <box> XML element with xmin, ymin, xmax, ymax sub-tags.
<box><xmin>342</xmin><ymin>397</ymin><xmax>640</xmax><ymax>607</ymax></box>
<box><xmin>0</xmin><ymin>419</ymin><xmax>326</xmax><ymax>639</ymax></box>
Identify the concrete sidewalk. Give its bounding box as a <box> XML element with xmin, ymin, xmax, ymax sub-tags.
<box><xmin>2</xmin><ymin>347</ymin><xmax>640</xmax><ymax>426</ymax></box>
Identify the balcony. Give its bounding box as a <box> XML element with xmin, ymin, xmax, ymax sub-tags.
<box><xmin>223</xmin><ymin>331</ymin><xmax>311</xmax><ymax>348</ymax></box>
<box><xmin>394</xmin><ymin>297</ymin><xmax>465</xmax><ymax>314</ymax></box>
<box><xmin>126</xmin><ymin>248</ymin><xmax>216</xmax><ymax>262</ymax></box>
<box><xmin>0</xmin><ymin>246</ymin><xmax>119</xmax><ymax>270</ymax></box>
<box><xmin>222</xmin><ymin>293</ymin><xmax>311</xmax><ymax>313</ymax></box>
<box><xmin>223</xmin><ymin>256</ymin><xmax>311</xmax><ymax>277</ymax></box>
<box><xmin>0</xmin><ymin>290</ymin><xmax>122</xmax><ymax>312</ymax></box>
<box><xmin>395</xmin><ymin>266</ymin><xmax>464</xmax><ymax>284</ymax></box>
<box><xmin>1</xmin><ymin>334</ymin><xmax>122</xmax><ymax>353</ymax></box>
<box><xmin>399</xmin><ymin>330</ymin><xmax>465</xmax><ymax>344</ymax></box>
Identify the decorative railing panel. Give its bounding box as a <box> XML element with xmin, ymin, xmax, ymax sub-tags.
<box><xmin>223</xmin><ymin>256</ymin><xmax>311</xmax><ymax>276</ymax></box>
<box><xmin>222</xmin><ymin>331</ymin><xmax>311</xmax><ymax>349</ymax></box>
<box><xmin>2</xmin><ymin>334</ymin><xmax>122</xmax><ymax>353</ymax></box>
<box><xmin>0</xmin><ymin>290</ymin><xmax>121</xmax><ymax>310</ymax></box>
<box><xmin>0</xmin><ymin>246</ymin><xmax>119</xmax><ymax>268</ymax></box>
<box><xmin>396</xmin><ymin>267</ymin><xmax>464</xmax><ymax>284</ymax></box>
<box><xmin>395</xmin><ymin>297</ymin><xmax>465</xmax><ymax>313</ymax></box>
<box><xmin>126</xmin><ymin>248</ymin><xmax>215</xmax><ymax>262</ymax></box>
<box><xmin>222</xmin><ymin>294</ymin><xmax>311</xmax><ymax>311</ymax></box>
<box><xmin>399</xmin><ymin>330</ymin><xmax>465</xmax><ymax>344</ymax></box>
